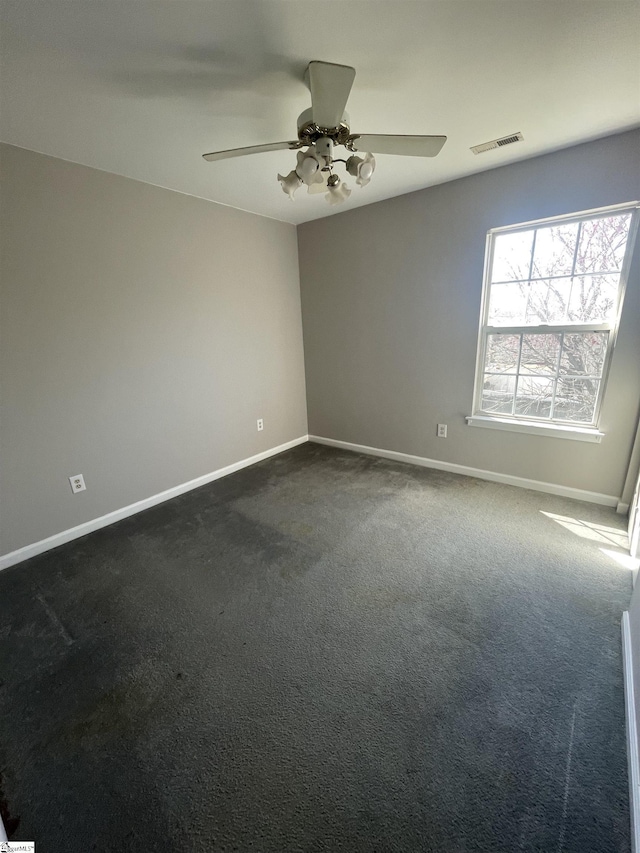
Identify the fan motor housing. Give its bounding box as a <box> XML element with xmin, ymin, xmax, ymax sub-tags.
<box><xmin>296</xmin><ymin>108</ymin><xmax>352</xmax><ymax>148</ymax></box>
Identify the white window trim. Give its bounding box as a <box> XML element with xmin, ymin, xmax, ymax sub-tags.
<box><xmin>468</xmin><ymin>200</ymin><xmax>640</xmax><ymax>441</ymax></box>
<box><xmin>466</xmin><ymin>415</ymin><xmax>604</xmax><ymax>443</ymax></box>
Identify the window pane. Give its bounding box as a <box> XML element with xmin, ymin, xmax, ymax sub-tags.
<box><xmin>485</xmin><ymin>334</ymin><xmax>520</xmax><ymax>372</ymax></box>
<box><xmin>491</xmin><ymin>230</ymin><xmax>534</xmax><ymax>282</ymax></box>
<box><xmin>553</xmin><ymin>378</ymin><xmax>599</xmax><ymax>423</ymax></box>
<box><xmin>478</xmin><ymin>206</ymin><xmax>635</xmax><ymax>428</ymax></box>
<box><xmin>488</xmin><ymin>282</ymin><xmax>528</xmax><ymax>325</ymax></box>
<box><xmin>481</xmin><ymin>374</ymin><xmax>515</xmax><ymax>414</ymax></box>
<box><xmin>559</xmin><ymin>332</ymin><xmax>607</xmax><ymax>377</ymax></box>
<box><xmin>515</xmin><ymin>377</ymin><xmax>554</xmax><ymax>419</ymax></box>
<box><xmin>524</xmin><ymin>278</ymin><xmax>571</xmax><ymax>324</ymax></box>
<box><xmin>520</xmin><ymin>334</ymin><xmax>561</xmax><ymax>375</ymax></box>
<box><xmin>567</xmin><ymin>275</ymin><xmax>619</xmax><ymax>323</ymax></box>
<box><xmin>531</xmin><ymin>222</ymin><xmax>578</xmax><ymax>278</ymax></box>
<box><xmin>574</xmin><ymin>214</ymin><xmax>632</xmax><ymax>274</ymax></box>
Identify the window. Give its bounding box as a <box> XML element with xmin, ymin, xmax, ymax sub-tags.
<box><xmin>469</xmin><ymin>203</ymin><xmax>638</xmax><ymax>441</ymax></box>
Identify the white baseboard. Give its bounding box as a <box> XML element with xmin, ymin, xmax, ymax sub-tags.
<box><xmin>619</xmin><ymin>503</ymin><xmax>631</xmax><ymax>515</ymax></box>
<box><xmin>1</xmin><ymin>432</ymin><xmax>620</xmax><ymax>571</ymax></box>
<box><xmin>622</xmin><ymin>611</ymin><xmax>640</xmax><ymax>853</ymax></box>
<box><xmin>0</xmin><ymin>435</ymin><xmax>309</xmax><ymax>572</ymax></box>
<box><xmin>309</xmin><ymin>435</ymin><xmax>619</xmax><ymax>507</ymax></box>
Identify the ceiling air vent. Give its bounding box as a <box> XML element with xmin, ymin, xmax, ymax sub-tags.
<box><xmin>470</xmin><ymin>132</ymin><xmax>524</xmax><ymax>155</ymax></box>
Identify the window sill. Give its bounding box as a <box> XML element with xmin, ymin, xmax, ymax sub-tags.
<box><xmin>465</xmin><ymin>415</ymin><xmax>604</xmax><ymax>443</ymax></box>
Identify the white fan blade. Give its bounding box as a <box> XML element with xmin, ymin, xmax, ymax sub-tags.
<box><xmin>306</xmin><ymin>61</ymin><xmax>356</xmax><ymax>129</ymax></box>
<box><xmin>203</xmin><ymin>141</ymin><xmax>298</xmax><ymax>162</ymax></box>
<box><xmin>308</xmin><ymin>174</ymin><xmax>329</xmax><ymax>194</ymax></box>
<box><xmin>349</xmin><ymin>134</ymin><xmax>447</xmax><ymax>158</ymax></box>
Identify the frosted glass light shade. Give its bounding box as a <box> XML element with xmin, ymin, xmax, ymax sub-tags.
<box><xmin>277</xmin><ymin>170</ymin><xmax>302</xmax><ymax>199</ymax></box>
<box><xmin>300</xmin><ymin>156</ymin><xmax>319</xmax><ymax>183</ymax></box>
<box><xmin>308</xmin><ymin>173</ymin><xmax>329</xmax><ymax>194</ymax></box>
<box><xmin>296</xmin><ymin>148</ymin><xmax>324</xmax><ymax>186</ymax></box>
<box><xmin>325</xmin><ymin>180</ymin><xmax>351</xmax><ymax>205</ymax></box>
<box><xmin>346</xmin><ymin>152</ymin><xmax>376</xmax><ymax>187</ymax></box>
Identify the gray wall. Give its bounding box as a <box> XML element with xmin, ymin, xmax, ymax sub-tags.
<box><xmin>0</xmin><ymin>144</ymin><xmax>308</xmax><ymax>555</ymax></box>
<box><xmin>3</xmin><ymin>131</ymin><xmax>639</xmax><ymax>557</ymax></box>
<box><xmin>298</xmin><ymin>130</ymin><xmax>640</xmax><ymax>498</ymax></box>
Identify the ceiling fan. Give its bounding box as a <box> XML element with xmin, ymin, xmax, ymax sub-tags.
<box><xmin>202</xmin><ymin>61</ymin><xmax>447</xmax><ymax>206</ymax></box>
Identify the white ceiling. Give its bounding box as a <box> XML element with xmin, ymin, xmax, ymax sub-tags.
<box><xmin>1</xmin><ymin>1</ymin><xmax>639</xmax><ymax>225</ymax></box>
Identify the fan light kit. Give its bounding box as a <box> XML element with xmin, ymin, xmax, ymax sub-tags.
<box><xmin>203</xmin><ymin>61</ymin><xmax>447</xmax><ymax>206</ymax></box>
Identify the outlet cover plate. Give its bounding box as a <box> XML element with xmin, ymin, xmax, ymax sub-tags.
<box><xmin>69</xmin><ymin>474</ymin><xmax>86</xmax><ymax>493</ymax></box>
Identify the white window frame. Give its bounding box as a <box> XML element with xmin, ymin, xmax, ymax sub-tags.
<box><xmin>467</xmin><ymin>201</ymin><xmax>640</xmax><ymax>443</ymax></box>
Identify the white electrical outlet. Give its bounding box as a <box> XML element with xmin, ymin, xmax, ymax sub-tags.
<box><xmin>69</xmin><ymin>474</ymin><xmax>86</xmax><ymax>493</ymax></box>
<box><xmin>257</xmin><ymin>418</ymin><xmax>264</xmax><ymax>432</ymax></box>
<box><xmin>437</xmin><ymin>424</ymin><xmax>448</xmax><ymax>438</ymax></box>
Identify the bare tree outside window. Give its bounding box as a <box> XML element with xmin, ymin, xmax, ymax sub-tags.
<box><xmin>475</xmin><ymin>207</ymin><xmax>637</xmax><ymax>427</ymax></box>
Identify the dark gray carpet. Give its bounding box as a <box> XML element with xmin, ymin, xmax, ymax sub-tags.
<box><xmin>0</xmin><ymin>442</ymin><xmax>632</xmax><ymax>852</ymax></box>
